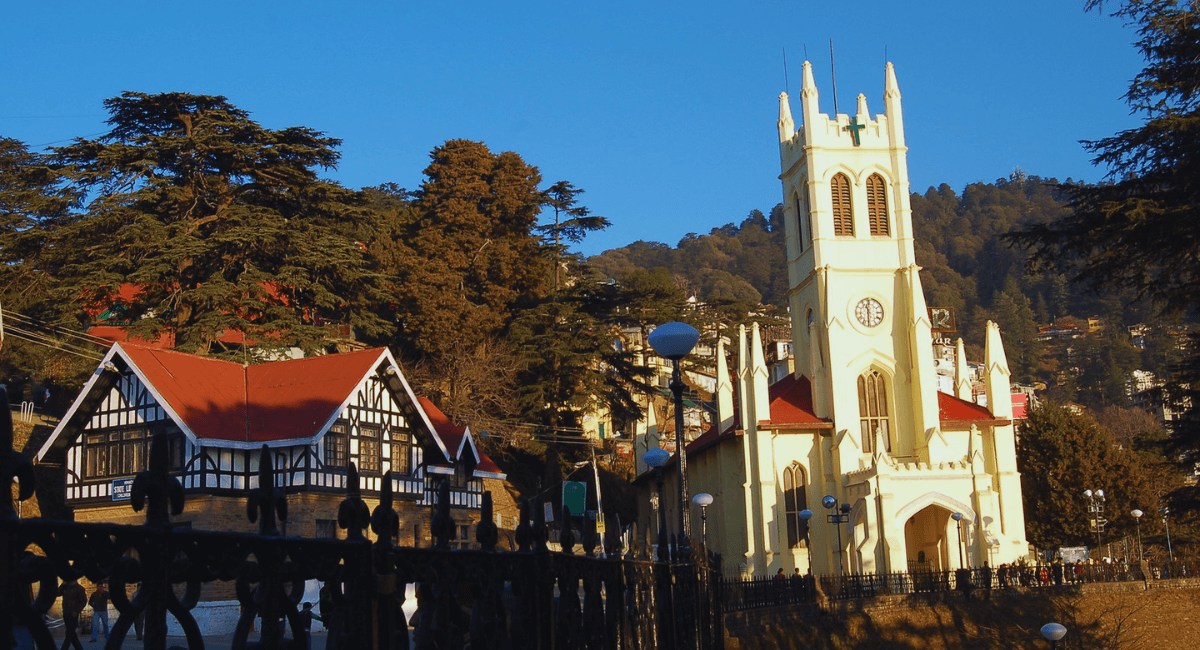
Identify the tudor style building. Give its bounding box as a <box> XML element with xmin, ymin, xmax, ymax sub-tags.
<box><xmin>642</xmin><ymin>62</ymin><xmax>1028</xmax><ymax>577</ymax></box>
<box><xmin>35</xmin><ymin>344</ymin><xmax>504</xmax><ymax>546</ymax></box>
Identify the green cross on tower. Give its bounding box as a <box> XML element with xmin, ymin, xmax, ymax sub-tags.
<box><xmin>844</xmin><ymin>116</ymin><xmax>866</xmax><ymax>146</ymax></box>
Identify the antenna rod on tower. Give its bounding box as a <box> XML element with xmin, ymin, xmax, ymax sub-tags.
<box><xmin>783</xmin><ymin>47</ymin><xmax>790</xmax><ymax>94</ymax></box>
<box><xmin>830</xmin><ymin>39</ymin><xmax>840</xmax><ymax>115</ymax></box>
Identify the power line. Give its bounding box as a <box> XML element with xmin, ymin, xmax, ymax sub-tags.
<box><xmin>2</xmin><ymin>327</ymin><xmax>104</xmax><ymax>360</ymax></box>
<box><xmin>2</xmin><ymin>309</ymin><xmax>111</xmax><ymax>346</ymax></box>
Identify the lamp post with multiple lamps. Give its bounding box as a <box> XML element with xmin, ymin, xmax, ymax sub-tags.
<box><xmin>822</xmin><ymin>495</ymin><xmax>852</xmax><ymax>574</ymax></box>
<box><xmin>648</xmin><ymin>322</ymin><xmax>701</xmax><ymax>545</ymax></box>
<box><xmin>1041</xmin><ymin>623</ymin><xmax>1067</xmax><ymax>649</ymax></box>
<box><xmin>1084</xmin><ymin>489</ymin><xmax>1106</xmax><ymax>556</ymax></box>
<box><xmin>643</xmin><ymin>448</ymin><xmax>671</xmax><ymax>562</ymax></box>
<box><xmin>1131</xmin><ymin>509</ymin><xmax>1144</xmax><ymax>562</ymax></box>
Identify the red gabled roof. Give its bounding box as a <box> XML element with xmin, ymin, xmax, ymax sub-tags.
<box><xmin>416</xmin><ymin>396</ymin><xmax>505</xmax><ymax>479</ymax></box>
<box><xmin>938</xmin><ymin>391</ymin><xmax>1008</xmax><ymax>426</ymax></box>
<box><xmin>417</xmin><ymin>396</ymin><xmax>466</xmax><ymax>452</ymax></box>
<box><xmin>246</xmin><ymin>350</ymin><xmax>384</xmax><ymax>441</ymax></box>
<box><xmin>764</xmin><ymin>373</ymin><xmax>828</xmax><ymax>426</ymax></box>
<box><xmin>122</xmin><ymin>345</ymin><xmax>385</xmax><ymax>442</ymax></box>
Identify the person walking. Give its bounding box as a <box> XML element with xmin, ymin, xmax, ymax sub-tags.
<box><xmin>58</xmin><ymin>578</ymin><xmax>87</xmax><ymax>650</ymax></box>
<box><xmin>87</xmin><ymin>583</ymin><xmax>110</xmax><ymax>642</ymax></box>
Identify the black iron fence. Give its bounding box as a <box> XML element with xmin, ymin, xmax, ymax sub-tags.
<box><xmin>723</xmin><ymin>559</ymin><xmax>1197</xmax><ymax>610</ymax></box>
<box><xmin>2</xmin><ymin>419</ymin><xmax>723</xmax><ymax>650</ymax></box>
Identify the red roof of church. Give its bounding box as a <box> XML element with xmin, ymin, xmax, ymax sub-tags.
<box><xmin>761</xmin><ymin>373</ymin><xmax>827</xmax><ymax>426</ymax></box>
<box><xmin>937</xmin><ymin>391</ymin><xmax>1008</xmax><ymax>426</ymax></box>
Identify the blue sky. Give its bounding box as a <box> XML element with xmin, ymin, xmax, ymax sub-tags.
<box><xmin>3</xmin><ymin>1</ymin><xmax>1144</xmax><ymax>256</ymax></box>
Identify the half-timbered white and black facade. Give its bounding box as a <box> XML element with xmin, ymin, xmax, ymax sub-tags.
<box><xmin>36</xmin><ymin>344</ymin><xmax>504</xmax><ymax>533</ymax></box>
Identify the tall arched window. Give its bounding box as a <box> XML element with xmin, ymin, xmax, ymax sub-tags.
<box><xmin>857</xmin><ymin>370</ymin><xmax>892</xmax><ymax>453</ymax></box>
<box><xmin>793</xmin><ymin>192</ymin><xmax>806</xmax><ymax>252</ymax></box>
<box><xmin>830</xmin><ymin>173</ymin><xmax>854</xmax><ymax>236</ymax></box>
<box><xmin>866</xmin><ymin>174</ymin><xmax>889</xmax><ymax>236</ymax></box>
<box><xmin>783</xmin><ymin>463</ymin><xmax>809</xmax><ymax>548</ymax></box>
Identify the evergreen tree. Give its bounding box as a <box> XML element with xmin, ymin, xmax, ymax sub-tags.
<box><xmin>43</xmin><ymin>92</ymin><xmax>386</xmax><ymax>358</ymax></box>
<box><xmin>539</xmin><ymin>181</ymin><xmax>610</xmax><ymax>294</ymax></box>
<box><xmin>1017</xmin><ymin>403</ymin><xmax>1156</xmax><ymax>551</ymax></box>
<box><xmin>991</xmin><ymin>277</ymin><xmax>1043</xmax><ymax>384</ymax></box>
<box><xmin>390</xmin><ymin>140</ymin><xmax>548</xmax><ymax>359</ymax></box>
<box><xmin>1006</xmin><ymin>1</ymin><xmax>1200</xmax><ymax>509</ymax></box>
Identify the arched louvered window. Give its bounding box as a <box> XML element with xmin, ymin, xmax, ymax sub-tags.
<box><xmin>793</xmin><ymin>193</ymin><xmax>806</xmax><ymax>252</ymax></box>
<box><xmin>857</xmin><ymin>370</ymin><xmax>892</xmax><ymax>453</ymax></box>
<box><xmin>831</xmin><ymin>173</ymin><xmax>854</xmax><ymax>237</ymax></box>
<box><xmin>866</xmin><ymin>174</ymin><xmax>889</xmax><ymax>236</ymax></box>
<box><xmin>783</xmin><ymin>463</ymin><xmax>809</xmax><ymax>548</ymax></box>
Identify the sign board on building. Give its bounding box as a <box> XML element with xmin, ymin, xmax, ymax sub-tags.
<box><xmin>616</xmin><ymin>441</ymin><xmax>633</xmax><ymax>457</ymax></box>
<box><xmin>929</xmin><ymin>307</ymin><xmax>956</xmax><ymax>334</ymax></box>
<box><xmin>563</xmin><ymin>481</ymin><xmax>587</xmax><ymax>517</ymax></box>
<box><xmin>111</xmin><ymin>477</ymin><xmax>135</xmax><ymax>501</ymax></box>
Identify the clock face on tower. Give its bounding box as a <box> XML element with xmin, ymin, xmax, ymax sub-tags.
<box><xmin>855</xmin><ymin>298</ymin><xmax>884</xmax><ymax>327</ymax></box>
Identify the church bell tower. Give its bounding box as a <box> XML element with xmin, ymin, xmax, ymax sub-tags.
<box><xmin>777</xmin><ymin>62</ymin><xmax>941</xmax><ymax>463</ymax></box>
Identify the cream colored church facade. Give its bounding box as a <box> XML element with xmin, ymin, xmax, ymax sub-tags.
<box><xmin>644</xmin><ymin>62</ymin><xmax>1029</xmax><ymax>577</ymax></box>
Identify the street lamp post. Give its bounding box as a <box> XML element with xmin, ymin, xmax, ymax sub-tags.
<box><xmin>799</xmin><ymin>509</ymin><xmax>814</xmax><ymax>575</ymax></box>
<box><xmin>1040</xmin><ymin>623</ymin><xmax>1067</xmax><ymax>650</ymax></box>
<box><xmin>823</xmin><ymin>495</ymin><xmax>852</xmax><ymax>574</ymax></box>
<box><xmin>648</xmin><ymin>322</ymin><xmax>700</xmax><ymax>545</ymax></box>
<box><xmin>1161</xmin><ymin>506</ymin><xmax>1175</xmax><ymax>562</ymax></box>
<box><xmin>951</xmin><ymin>512</ymin><xmax>965</xmax><ymax>569</ymax></box>
<box><xmin>644</xmin><ymin>448</ymin><xmax>670</xmax><ymax>562</ymax></box>
<box><xmin>1084</xmin><ymin>489</ymin><xmax>1106</xmax><ymax>558</ymax></box>
<box><xmin>692</xmin><ymin>493</ymin><xmax>714</xmax><ymax>551</ymax></box>
<box><xmin>1131</xmin><ymin>509</ymin><xmax>1144</xmax><ymax>562</ymax></box>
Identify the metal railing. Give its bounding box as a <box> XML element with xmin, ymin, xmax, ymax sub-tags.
<box><xmin>2</xmin><ymin>417</ymin><xmax>723</xmax><ymax>650</ymax></box>
<box><xmin>723</xmin><ymin>559</ymin><xmax>1195</xmax><ymax>610</ymax></box>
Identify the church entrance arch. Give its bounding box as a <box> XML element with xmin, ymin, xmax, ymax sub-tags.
<box><xmin>903</xmin><ymin>505</ymin><xmax>954</xmax><ymax>573</ymax></box>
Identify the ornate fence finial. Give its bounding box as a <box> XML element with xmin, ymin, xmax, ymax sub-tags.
<box><xmin>432</xmin><ymin>478</ymin><xmax>454</xmax><ymax>549</ymax></box>
<box><xmin>338</xmin><ymin>463</ymin><xmax>370</xmax><ymax>540</ymax></box>
<box><xmin>476</xmin><ymin>492</ymin><xmax>499</xmax><ymax>551</ymax></box>
<box><xmin>0</xmin><ymin>387</ymin><xmax>35</xmax><ymax>520</ymax></box>
<box><xmin>247</xmin><ymin>444</ymin><xmax>287</xmax><ymax>536</ymax></box>
<box><xmin>532</xmin><ymin>496</ymin><xmax>548</xmax><ymax>553</ymax></box>
<box><xmin>130</xmin><ymin>432</ymin><xmax>184</xmax><ymax>527</ymax></box>
<box><xmin>370</xmin><ymin>470</ymin><xmax>399</xmax><ymax>547</ymax></box>
<box><xmin>515</xmin><ymin>498</ymin><xmax>532</xmax><ymax>552</ymax></box>
<box><xmin>559</xmin><ymin>505</ymin><xmax>575</xmax><ymax>555</ymax></box>
<box><xmin>582</xmin><ymin>513</ymin><xmax>596</xmax><ymax>557</ymax></box>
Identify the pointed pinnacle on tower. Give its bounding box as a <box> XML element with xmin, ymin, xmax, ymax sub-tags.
<box><xmin>750</xmin><ymin>324</ymin><xmax>771</xmax><ymax>418</ymax></box>
<box><xmin>856</xmin><ymin>93</ymin><xmax>868</xmax><ymax>118</ymax></box>
<box><xmin>737</xmin><ymin>324</ymin><xmax>750</xmax><ymax>431</ymax></box>
<box><xmin>779</xmin><ymin>92</ymin><xmax>795</xmax><ymax>143</ymax></box>
<box><xmin>955</xmin><ymin>338</ymin><xmax>972</xmax><ymax>401</ymax></box>
<box><xmin>984</xmin><ymin>321</ymin><xmax>1014</xmax><ymax>421</ymax></box>
<box><xmin>801</xmin><ymin>61</ymin><xmax>818</xmax><ymax>97</ymax></box>
<box><xmin>884</xmin><ymin>62</ymin><xmax>901</xmax><ymax>98</ymax></box>
<box><xmin>717</xmin><ymin>338</ymin><xmax>735</xmax><ymax>434</ymax></box>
